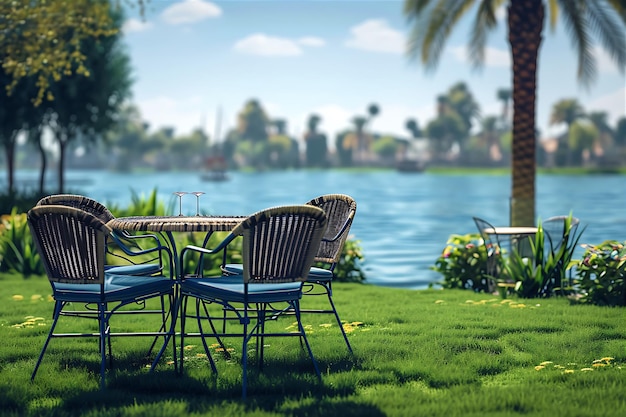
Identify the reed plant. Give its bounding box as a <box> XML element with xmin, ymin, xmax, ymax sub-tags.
<box><xmin>1</xmin><ymin>272</ymin><xmax>624</xmax><ymax>417</ymax></box>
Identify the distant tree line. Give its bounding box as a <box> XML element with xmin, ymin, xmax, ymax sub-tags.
<box><xmin>2</xmin><ymin>0</ymin><xmax>625</xmax><ymax>201</ymax></box>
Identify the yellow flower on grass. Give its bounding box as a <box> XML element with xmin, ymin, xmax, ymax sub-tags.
<box><xmin>581</xmin><ymin>368</ymin><xmax>594</xmax><ymax>372</ymax></box>
<box><xmin>535</xmin><ymin>365</ymin><xmax>545</xmax><ymax>371</ymax></box>
<box><xmin>540</xmin><ymin>361</ymin><xmax>553</xmax><ymax>366</ymax></box>
<box><xmin>601</xmin><ymin>357</ymin><xmax>614</xmax><ymax>362</ymax></box>
<box><xmin>12</xmin><ymin>295</ymin><xmax>24</xmax><ymax>301</ymax></box>
<box><xmin>184</xmin><ymin>345</ymin><xmax>196</xmax><ymax>351</ymax></box>
<box><xmin>196</xmin><ymin>353</ymin><xmax>208</xmax><ymax>358</ymax></box>
<box><xmin>319</xmin><ymin>323</ymin><xmax>332</xmax><ymax>328</ymax></box>
<box><xmin>435</xmin><ymin>300</ymin><xmax>445</xmax><ymax>304</ymax></box>
<box><xmin>563</xmin><ymin>369</ymin><xmax>575</xmax><ymax>374</ymax></box>
<box><xmin>31</xmin><ymin>294</ymin><xmax>43</xmax><ymax>301</ymax></box>
<box><xmin>592</xmin><ymin>363</ymin><xmax>606</xmax><ymax>368</ymax></box>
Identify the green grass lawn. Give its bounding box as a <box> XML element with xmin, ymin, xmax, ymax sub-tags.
<box><xmin>1</xmin><ymin>272</ymin><xmax>624</xmax><ymax>417</ymax></box>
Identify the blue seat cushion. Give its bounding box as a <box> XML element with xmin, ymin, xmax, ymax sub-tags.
<box><xmin>52</xmin><ymin>274</ymin><xmax>173</xmax><ymax>303</ymax></box>
<box><xmin>181</xmin><ymin>276</ymin><xmax>302</xmax><ymax>304</ymax></box>
<box><xmin>307</xmin><ymin>267</ymin><xmax>332</xmax><ymax>282</ymax></box>
<box><xmin>105</xmin><ymin>263</ymin><xmax>162</xmax><ymax>276</ymax></box>
<box><xmin>222</xmin><ymin>264</ymin><xmax>332</xmax><ymax>283</ymax></box>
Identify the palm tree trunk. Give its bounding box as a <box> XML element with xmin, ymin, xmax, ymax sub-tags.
<box><xmin>508</xmin><ymin>0</ymin><xmax>543</xmax><ymax>226</ymax></box>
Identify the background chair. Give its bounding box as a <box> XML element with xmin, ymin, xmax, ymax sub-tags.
<box><xmin>178</xmin><ymin>205</ymin><xmax>327</xmax><ymax>398</ymax></box>
<box><xmin>222</xmin><ymin>194</ymin><xmax>357</xmax><ymax>354</ymax></box>
<box><xmin>27</xmin><ymin>205</ymin><xmax>176</xmax><ymax>389</ymax></box>
<box><xmin>473</xmin><ymin>216</ymin><xmax>502</xmax><ymax>292</ymax></box>
<box><xmin>543</xmin><ymin>215</ymin><xmax>580</xmax><ymax>253</ymax></box>
<box><xmin>36</xmin><ymin>194</ymin><xmax>167</xmax><ymax>276</ymax></box>
<box><xmin>542</xmin><ymin>215</ymin><xmax>582</xmax><ymax>292</ymax></box>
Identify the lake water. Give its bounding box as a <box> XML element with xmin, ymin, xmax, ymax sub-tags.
<box><xmin>9</xmin><ymin>170</ymin><xmax>626</xmax><ymax>289</ymax></box>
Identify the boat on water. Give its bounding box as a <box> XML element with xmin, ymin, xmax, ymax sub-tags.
<box><xmin>396</xmin><ymin>159</ymin><xmax>425</xmax><ymax>173</ymax></box>
<box><xmin>200</xmin><ymin>155</ymin><xmax>229</xmax><ymax>182</ymax></box>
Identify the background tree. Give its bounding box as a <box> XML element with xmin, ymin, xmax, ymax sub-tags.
<box><xmin>426</xmin><ymin>112</ymin><xmax>465</xmax><ymax>161</ymax></box>
<box><xmin>444</xmin><ymin>82</ymin><xmax>480</xmax><ymax>153</ymax></box>
<box><xmin>615</xmin><ymin>117</ymin><xmax>626</xmax><ymax>149</ymax></box>
<box><xmin>46</xmin><ymin>1</ymin><xmax>132</xmax><ymax>192</ymax></box>
<box><xmin>404</xmin><ymin>0</ymin><xmax>626</xmax><ymax>226</ymax></box>
<box><xmin>478</xmin><ymin>115</ymin><xmax>503</xmax><ymax>164</ymax></box>
<box><xmin>550</xmin><ymin>98</ymin><xmax>586</xmax><ymax>166</ymax></box>
<box><xmin>496</xmin><ymin>87</ymin><xmax>512</xmax><ymax>130</ymax></box>
<box><xmin>405</xmin><ymin>118</ymin><xmax>422</xmax><ymax>138</ymax></box>
<box><xmin>0</xmin><ymin>0</ymin><xmax>117</xmax><ymax>105</ymax></box>
<box><xmin>569</xmin><ymin>122</ymin><xmax>598</xmax><ymax>166</ymax></box>
<box><xmin>231</xmin><ymin>99</ymin><xmax>271</xmax><ymax>169</ymax></box>
<box><xmin>586</xmin><ymin>111</ymin><xmax>613</xmax><ymax>163</ymax></box>
<box><xmin>304</xmin><ymin>114</ymin><xmax>328</xmax><ymax>167</ymax></box>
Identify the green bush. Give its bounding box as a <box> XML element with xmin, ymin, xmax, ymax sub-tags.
<box><xmin>574</xmin><ymin>240</ymin><xmax>626</xmax><ymax>306</ymax></box>
<box><xmin>0</xmin><ymin>208</ymin><xmax>44</xmax><ymax>276</ymax></box>
<box><xmin>431</xmin><ymin>233</ymin><xmax>496</xmax><ymax>292</ymax></box>
<box><xmin>325</xmin><ymin>237</ymin><xmax>366</xmax><ymax>283</ymax></box>
<box><xmin>501</xmin><ymin>216</ymin><xmax>584</xmax><ymax>298</ymax></box>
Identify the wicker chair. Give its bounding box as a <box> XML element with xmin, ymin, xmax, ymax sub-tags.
<box><xmin>543</xmin><ymin>215</ymin><xmax>580</xmax><ymax>252</ymax></box>
<box><xmin>473</xmin><ymin>216</ymin><xmax>502</xmax><ymax>292</ymax></box>
<box><xmin>36</xmin><ymin>194</ymin><xmax>167</xmax><ymax>276</ymax></box>
<box><xmin>542</xmin><ymin>215</ymin><xmax>581</xmax><ymax>292</ymax></box>
<box><xmin>178</xmin><ymin>205</ymin><xmax>327</xmax><ymax>399</ymax></box>
<box><xmin>27</xmin><ymin>205</ymin><xmax>176</xmax><ymax>389</ymax></box>
<box><xmin>222</xmin><ymin>194</ymin><xmax>357</xmax><ymax>354</ymax></box>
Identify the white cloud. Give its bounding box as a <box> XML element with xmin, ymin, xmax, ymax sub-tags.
<box><xmin>234</xmin><ymin>34</ymin><xmax>302</xmax><ymax>56</ymax></box>
<box><xmin>588</xmin><ymin>87</ymin><xmax>626</xmax><ymax>125</ymax></box>
<box><xmin>137</xmin><ymin>95</ymin><xmax>206</xmax><ymax>136</ymax></box>
<box><xmin>451</xmin><ymin>45</ymin><xmax>510</xmax><ymax>67</ymax></box>
<box><xmin>297</xmin><ymin>37</ymin><xmax>325</xmax><ymax>47</ymax></box>
<box><xmin>161</xmin><ymin>0</ymin><xmax>222</xmax><ymax>25</ymax></box>
<box><xmin>344</xmin><ymin>19</ymin><xmax>405</xmax><ymax>54</ymax></box>
<box><xmin>122</xmin><ymin>18</ymin><xmax>153</xmax><ymax>34</ymax></box>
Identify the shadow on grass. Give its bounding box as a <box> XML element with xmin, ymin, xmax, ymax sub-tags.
<box><xmin>32</xmin><ymin>350</ymin><xmax>373</xmax><ymax>415</ymax></box>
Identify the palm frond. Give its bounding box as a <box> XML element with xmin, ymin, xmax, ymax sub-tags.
<box><xmin>585</xmin><ymin>0</ymin><xmax>626</xmax><ymax>72</ymax></box>
<box><xmin>558</xmin><ymin>0</ymin><xmax>596</xmax><ymax>86</ymax></box>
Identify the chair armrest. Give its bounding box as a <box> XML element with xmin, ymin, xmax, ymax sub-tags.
<box><xmin>180</xmin><ymin>233</ymin><xmax>237</xmax><ymax>277</ymax></box>
<box><xmin>322</xmin><ymin>216</ymin><xmax>353</xmax><ymax>243</ymax></box>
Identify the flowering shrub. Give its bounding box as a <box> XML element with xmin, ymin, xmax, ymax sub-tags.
<box><xmin>574</xmin><ymin>241</ymin><xmax>626</xmax><ymax>306</ymax></box>
<box><xmin>431</xmin><ymin>233</ymin><xmax>498</xmax><ymax>292</ymax></box>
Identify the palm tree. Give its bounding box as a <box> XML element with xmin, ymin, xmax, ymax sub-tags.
<box><xmin>550</xmin><ymin>98</ymin><xmax>585</xmax><ymax>165</ymax></box>
<box><xmin>586</xmin><ymin>111</ymin><xmax>614</xmax><ymax>162</ymax></box>
<box><xmin>404</xmin><ymin>0</ymin><xmax>626</xmax><ymax>226</ymax></box>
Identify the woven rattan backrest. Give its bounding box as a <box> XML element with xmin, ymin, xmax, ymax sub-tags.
<box><xmin>27</xmin><ymin>205</ymin><xmax>111</xmax><ymax>285</ymax></box>
<box><xmin>36</xmin><ymin>194</ymin><xmax>115</xmax><ymax>224</ymax></box>
<box><xmin>473</xmin><ymin>217</ymin><xmax>501</xmax><ymax>253</ymax></box>
<box><xmin>231</xmin><ymin>205</ymin><xmax>327</xmax><ymax>284</ymax></box>
<box><xmin>306</xmin><ymin>194</ymin><xmax>356</xmax><ymax>264</ymax></box>
<box><xmin>543</xmin><ymin>215</ymin><xmax>580</xmax><ymax>251</ymax></box>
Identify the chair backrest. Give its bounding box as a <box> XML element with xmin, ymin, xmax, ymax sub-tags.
<box><xmin>472</xmin><ymin>216</ymin><xmax>501</xmax><ymax>252</ymax></box>
<box><xmin>542</xmin><ymin>215</ymin><xmax>580</xmax><ymax>251</ymax></box>
<box><xmin>231</xmin><ymin>205</ymin><xmax>327</xmax><ymax>284</ymax></box>
<box><xmin>306</xmin><ymin>194</ymin><xmax>356</xmax><ymax>264</ymax></box>
<box><xmin>27</xmin><ymin>205</ymin><xmax>111</xmax><ymax>285</ymax></box>
<box><xmin>36</xmin><ymin>194</ymin><xmax>115</xmax><ymax>224</ymax></box>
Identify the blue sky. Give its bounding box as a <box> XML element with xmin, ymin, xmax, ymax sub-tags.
<box><xmin>121</xmin><ymin>0</ymin><xmax>625</xmax><ymax>145</ymax></box>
